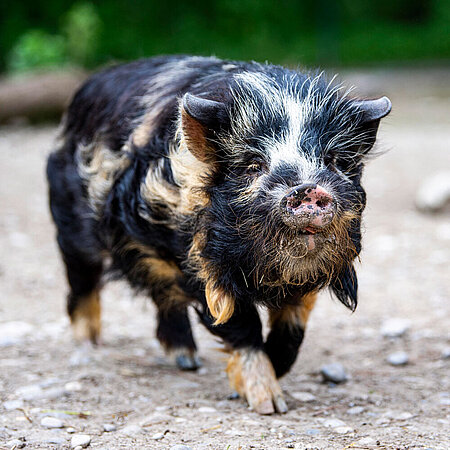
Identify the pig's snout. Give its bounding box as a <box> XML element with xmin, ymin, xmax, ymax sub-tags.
<box><xmin>281</xmin><ymin>183</ymin><xmax>336</xmax><ymax>229</ymax></box>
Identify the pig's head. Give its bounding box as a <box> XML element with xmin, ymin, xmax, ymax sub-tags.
<box><xmin>180</xmin><ymin>68</ymin><xmax>391</xmax><ymax>316</ymax></box>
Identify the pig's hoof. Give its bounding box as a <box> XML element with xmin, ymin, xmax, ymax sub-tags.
<box><xmin>173</xmin><ymin>349</ymin><xmax>202</xmax><ymax>371</ymax></box>
<box><xmin>226</xmin><ymin>348</ymin><xmax>288</xmax><ymax>414</ymax></box>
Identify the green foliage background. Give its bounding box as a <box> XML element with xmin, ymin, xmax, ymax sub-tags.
<box><xmin>0</xmin><ymin>0</ymin><xmax>449</xmax><ymax>73</ymax></box>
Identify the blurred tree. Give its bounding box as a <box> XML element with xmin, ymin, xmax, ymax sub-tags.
<box><xmin>0</xmin><ymin>0</ymin><xmax>448</xmax><ymax>73</ymax></box>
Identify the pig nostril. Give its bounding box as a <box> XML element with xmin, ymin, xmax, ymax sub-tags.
<box><xmin>316</xmin><ymin>197</ymin><xmax>331</xmax><ymax>208</ymax></box>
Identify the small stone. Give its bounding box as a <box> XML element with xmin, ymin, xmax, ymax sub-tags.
<box><xmin>0</xmin><ymin>321</ymin><xmax>34</xmax><ymax>346</ymax></box>
<box><xmin>64</xmin><ymin>381</ymin><xmax>83</xmax><ymax>392</ymax></box>
<box><xmin>120</xmin><ymin>425</ymin><xmax>142</xmax><ymax>436</ymax></box>
<box><xmin>151</xmin><ymin>432</ymin><xmax>165</xmax><ymax>440</ymax></box>
<box><xmin>347</xmin><ymin>406</ymin><xmax>365</xmax><ymax>415</ymax></box>
<box><xmin>415</xmin><ymin>171</ymin><xmax>450</xmax><ymax>212</ymax></box>
<box><xmin>291</xmin><ymin>391</ymin><xmax>316</xmax><ymax>402</ymax></box>
<box><xmin>170</xmin><ymin>446</ymin><xmax>193</xmax><ymax>450</ymax></box>
<box><xmin>67</xmin><ymin>428</ymin><xmax>76</xmax><ymax>434</ymax></box>
<box><xmin>323</xmin><ymin>418</ymin><xmax>347</xmax><ymax>428</ymax></box>
<box><xmin>306</xmin><ymin>429</ymin><xmax>320</xmax><ymax>436</ymax></box>
<box><xmin>3</xmin><ymin>399</ymin><xmax>24</xmax><ymax>410</ymax></box>
<box><xmin>41</xmin><ymin>417</ymin><xmax>64</xmax><ymax>428</ymax></box>
<box><xmin>15</xmin><ymin>384</ymin><xmax>44</xmax><ymax>401</ymax></box>
<box><xmin>103</xmin><ymin>423</ymin><xmax>116</xmax><ymax>432</ymax></box>
<box><xmin>380</xmin><ymin>318</ymin><xmax>411</xmax><ymax>338</ymax></box>
<box><xmin>357</xmin><ymin>437</ymin><xmax>376</xmax><ymax>446</ymax></box>
<box><xmin>334</xmin><ymin>426</ymin><xmax>354</xmax><ymax>434</ymax></box>
<box><xmin>70</xmin><ymin>434</ymin><xmax>91</xmax><ymax>448</ymax></box>
<box><xmin>441</xmin><ymin>347</ymin><xmax>450</xmax><ymax>360</ymax></box>
<box><xmin>392</xmin><ymin>412</ymin><xmax>413</xmax><ymax>420</ymax></box>
<box><xmin>198</xmin><ymin>406</ymin><xmax>217</xmax><ymax>413</ymax></box>
<box><xmin>387</xmin><ymin>351</ymin><xmax>409</xmax><ymax>366</ymax></box>
<box><xmin>7</xmin><ymin>439</ymin><xmax>25</xmax><ymax>449</ymax></box>
<box><xmin>140</xmin><ymin>413</ymin><xmax>172</xmax><ymax>426</ymax></box>
<box><xmin>45</xmin><ymin>437</ymin><xmax>66</xmax><ymax>445</ymax></box>
<box><xmin>320</xmin><ymin>363</ymin><xmax>348</xmax><ymax>383</ymax></box>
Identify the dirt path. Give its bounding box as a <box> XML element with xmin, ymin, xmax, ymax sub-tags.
<box><xmin>0</xmin><ymin>69</ymin><xmax>449</xmax><ymax>449</ymax></box>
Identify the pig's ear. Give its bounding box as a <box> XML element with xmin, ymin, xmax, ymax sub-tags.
<box><xmin>330</xmin><ymin>264</ymin><xmax>358</xmax><ymax>312</ymax></box>
<box><xmin>181</xmin><ymin>93</ymin><xmax>229</xmax><ymax>163</ymax></box>
<box><xmin>352</xmin><ymin>96</ymin><xmax>392</xmax><ymax>153</ymax></box>
<box><xmin>354</xmin><ymin>96</ymin><xmax>391</xmax><ymax>123</ymax></box>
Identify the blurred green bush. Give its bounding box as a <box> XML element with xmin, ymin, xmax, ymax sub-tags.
<box><xmin>0</xmin><ymin>0</ymin><xmax>449</xmax><ymax>73</ymax></box>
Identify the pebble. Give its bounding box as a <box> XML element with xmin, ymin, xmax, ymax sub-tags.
<box><xmin>103</xmin><ymin>423</ymin><xmax>116</xmax><ymax>432</ymax></box>
<box><xmin>334</xmin><ymin>426</ymin><xmax>354</xmax><ymax>434</ymax></box>
<box><xmin>323</xmin><ymin>418</ymin><xmax>347</xmax><ymax>428</ymax></box>
<box><xmin>15</xmin><ymin>384</ymin><xmax>44</xmax><ymax>400</ymax></box>
<box><xmin>347</xmin><ymin>406</ymin><xmax>365</xmax><ymax>415</ymax></box>
<box><xmin>320</xmin><ymin>363</ymin><xmax>348</xmax><ymax>383</ymax></box>
<box><xmin>41</xmin><ymin>417</ymin><xmax>64</xmax><ymax>428</ymax></box>
<box><xmin>140</xmin><ymin>413</ymin><xmax>172</xmax><ymax>426</ymax></box>
<box><xmin>291</xmin><ymin>391</ymin><xmax>316</xmax><ymax>402</ymax></box>
<box><xmin>120</xmin><ymin>425</ymin><xmax>142</xmax><ymax>436</ymax></box>
<box><xmin>67</xmin><ymin>428</ymin><xmax>76</xmax><ymax>433</ymax></box>
<box><xmin>70</xmin><ymin>434</ymin><xmax>91</xmax><ymax>448</ymax></box>
<box><xmin>357</xmin><ymin>437</ymin><xmax>377</xmax><ymax>446</ymax></box>
<box><xmin>387</xmin><ymin>351</ymin><xmax>409</xmax><ymax>366</ymax></box>
<box><xmin>64</xmin><ymin>381</ymin><xmax>83</xmax><ymax>392</ymax></box>
<box><xmin>3</xmin><ymin>399</ymin><xmax>24</xmax><ymax>410</ymax></box>
<box><xmin>197</xmin><ymin>406</ymin><xmax>217</xmax><ymax>413</ymax></box>
<box><xmin>441</xmin><ymin>347</ymin><xmax>450</xmax><ymax>360</ymax></box>
<box><xmin>45</xmin><ymin>437</ymin><xmax>66</xmax><ymax>445</ymax></box>
<box><xmin>151</xmin><ymin>432</ymin><xmax>165</xmax><ymax>440</ymax></box>
<box><xmin>7</xmin><ymin>439</ymin><xmax>25</xmax><ymax>449</ymax></box>
<box><xmin>380</xmin><ymin>318</ymin><xmax>411</xmax><ymax>338</ymax></box>
<box><xmin>0</xmin><ymin>321</ymin><xmax>34</xmax><ymax>346</ymax></box>
<box><xmin>392</xmin><ymin>411</ymin><xmax>413</xmax><ymax>420</ymax></box>
<box><xmin>306</xmin><ymin>429</ymin><xmax>320</xmax><ymax>436</ymax></box>
<box><xmin>170</xmin><ymin>446</ymin><xmax>193</xmax><ymax>450</ymax></box>
<box><xmin>415</xmin><ymin>171</ymin><xmax>450</xmax><ymax>212</ymax></box>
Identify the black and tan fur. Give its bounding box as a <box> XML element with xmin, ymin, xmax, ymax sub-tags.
<box><xmin>47</xmin><ymin>55</ymin><xmax>391</xmax><ymax>414</ymax></box>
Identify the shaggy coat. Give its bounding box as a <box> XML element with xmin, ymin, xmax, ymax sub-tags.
<box><xmin>47</xmin><ymin>55</ymin><xmax>391</xmax><ymax>414</ymax></box>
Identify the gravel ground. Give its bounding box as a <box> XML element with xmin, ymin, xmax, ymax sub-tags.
<box><xmin>0</xmin><ymin>68</ymin><xmax>449</xmax><ymax>449</ymax></box>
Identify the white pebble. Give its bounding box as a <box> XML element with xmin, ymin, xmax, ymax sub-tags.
<box><xmin>151</xmin><ymin>432</ymin><xmax>165</xmax><ymax>440</ymax></box>
<box><xmin>381</xmin><ymin>318</ymin><xmax>411</xmax><ymax>338</ymax></box>
<box><xmin>323</xmin><ymin>418</ymin><xmax>346</xmax><ymax>428</ymax></box>
<box><xmin>64</xmin><ymin>381</ymin><xmax>83</xmax><ymax>392</ymax></box>
<box><xmin>120</xmin><ymin>424</ymin><xmax>142</xmax><ymax>436</ymax></box>
<box><xmin>291</xmin><ymin>391</ymin><xmax>316</xmax><ymax>402</ymax></box>
<box><xmin>347</xmin><ymin>406</ymin><xmax>365</xmax><ymax>415</ymax></box>
<box><xmin>334</xmin><ymin>426</ymin><xmax>354</xmax><ymax>434</ymax></box>
<box><xmin>357</xmin><ymin>437</ymin><xmax>377</xmax><ymax>445</ymax></box>
<box><xmin>198</xmin><ymin>406</ymin><xmax>217</xmax><ymax>413</ymax></box>
<box><xmin>3</xmin><ymin>399</ymin><xmax>24</xmax><ymax>410</ymax></box>
<box><xmin>415</xmin><ymin>171</ymin><xmax>450</xmax><ymax>212</ymax></box>
<box><xmin>387</xmin><ymin>351</ymin><xmax>409</xmax><ymax>366</ymax></box>
<box><xmin>15</xmin><ymin>384</ymin><xmax>44</xmax><ymax>400</ymax></box>
<box><xmin>0</xmin><ymin>321</ymin><xmax>34</xmax><ymax>346</ymax></box>
<box><xmin>41</xmin><ymin>417</ymin><xmax>64</xmax><ymax>428</ymax></box>
<box><xmin>67</xmin><ymin>427</ymin><xmax>76</xmax><ymax>433</ymax></box>
<box><xmin>70</xmin><ymin>434</ymin><xmax>91</xmax><ymax>448</ymax></box>
<box><xmin>103</xmin><ymin>423</ymin><xmax>116</xmax><ymax>432</ymax></box>
<box><xmin>170</xmin><ymin>446</ymin><xmax>193</xmax><ymax>450</ymax></box>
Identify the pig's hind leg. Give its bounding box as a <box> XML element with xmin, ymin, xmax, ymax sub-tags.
<box><xmin>152</xmin><ymin>283</ymin><xmax>200</xmax><ymax>370</ymax></box>
<box><xmin>47</xmin><ymin>151</ymin><xmax>104</xmax><ymax>344</ymax></box>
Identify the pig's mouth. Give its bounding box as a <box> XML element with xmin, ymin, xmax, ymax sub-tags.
<box><xmin>298</xmin><ymin>226</ymin><xmax>319</xmax><ymax>235</ymax></box>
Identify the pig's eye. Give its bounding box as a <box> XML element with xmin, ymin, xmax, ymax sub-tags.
<box><xmin>246</xmin><ymin>161</ymin><xmax>264</xmax><ymax>176</ymax></box>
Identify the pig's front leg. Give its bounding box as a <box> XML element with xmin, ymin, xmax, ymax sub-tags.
<box><xmin>198</xmin><ymin>300</ymin><xmax>287</xmax><ymax>414</ymax></box>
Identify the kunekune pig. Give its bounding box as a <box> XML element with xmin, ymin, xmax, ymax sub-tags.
<box><xmin>47</xmin><ymin>55</ymin><xmax>391</xmax><ymax>414</ymax></box>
